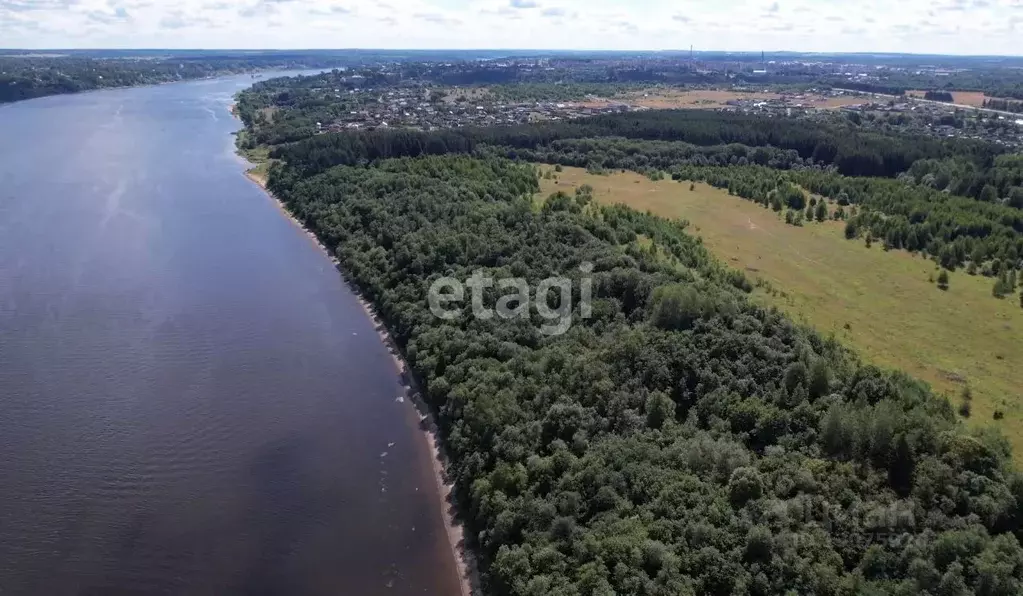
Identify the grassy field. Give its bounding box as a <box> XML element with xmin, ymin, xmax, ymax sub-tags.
<box><xmin>539</xmin><ymin>166</ymin><xmax>1023</xmax><ymax>454</ymax></box>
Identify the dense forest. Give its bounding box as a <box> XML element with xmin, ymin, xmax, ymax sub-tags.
<box><xmin>238</xmin><ymin>67</ymin><xmax>1023</xmax><ymax>593</ymax></box>
<box><xmin>239</xmin><ymin>87</ymin><xmax>1023</xmax><ymax>278</ymax></box>
<box><xmin>259</xmin><ymin>152</ymin><xmax>1023</xmax><ymax>595</ymax></box>
<box><xmin>252</xmin><ymin>109</ymin><xmax>1001</xmax><ymax>180</ymax></box>
<box><xmin>924</xmin><ymin>91</ymin><xmax>955</xmax><ymax>103</ymax></box>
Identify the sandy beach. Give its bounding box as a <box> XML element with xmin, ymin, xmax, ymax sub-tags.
<box><xmin>240</xmin><ymin>156</ymin><xmax>477</xmax><ymax>596</ymax></box>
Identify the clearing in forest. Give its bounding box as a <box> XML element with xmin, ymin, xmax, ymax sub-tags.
<box><xmin>538</xmin><ymin>166</ymin><xmax>1023</xmax><ymax>456</ymax></box>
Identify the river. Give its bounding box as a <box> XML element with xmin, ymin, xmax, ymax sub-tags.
<box><xmin>0</xmin><ymin>74</ymin><xmax>463</xmax><ymax>596</ymax></box>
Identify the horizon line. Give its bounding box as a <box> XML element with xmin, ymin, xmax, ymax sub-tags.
<box><xmin>4</xmin><ymin>48</ymin><xmax>1023</xmax><ymax>59</ymax></box>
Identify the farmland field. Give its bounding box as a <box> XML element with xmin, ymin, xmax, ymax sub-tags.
<box><xmin>539</xmin><ymin>166</ymin><xmax>1023</xmax><ymax>455</ymax></box>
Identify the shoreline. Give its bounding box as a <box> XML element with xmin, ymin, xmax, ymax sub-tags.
<box><xmin>0</xmin><ymin>73</ymin><xmax>231</xmax><ymax>107</ymax></box>
<box><xmin>2</xmin><ymin>66</ymin><xmax>314</xmax><ymax>109</ymax></box>
<box><xmin>240</xmin><ymin>165</ymin><xmax>479</xmax><ymax>596</ymax></box>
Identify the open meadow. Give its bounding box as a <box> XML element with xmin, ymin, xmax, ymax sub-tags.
<box><xmin>539</xmin><ymin>166</ymin><xmax>1023</xmax><ymax>455</ymax></box>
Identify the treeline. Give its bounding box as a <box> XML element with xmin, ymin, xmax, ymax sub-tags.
<box><xmin>984</xmin><ymin>99</ymin><xmax>1023</xmax><ymax>114</ymax></box>
<box><xmin>484</xmin><ymin>83</ymin><xmax>636</xmax><ymax>103</ymax></box>
<box><xmin>907</xmin><ymin>156</ymin><xmax>1023</xmax><ymax>207</ymax></box>
<box><xmin>487</xmin><ymin>138</ymin><xmax>1023</xmax><ymax>267</ymax></box>
<box><xmin>240</xmin><ymin>82</ymin><xmax>1022</xmax><ymax>273</ymax></box>
<box><xmin>0</xmin><ymin>54</ymin><xmax>352</xmax><ymax>104</ymax></box>
<box><xmin>484</xmin><ymin>137</ymin><xmax>814</xmax><ymax>173</ymax></box>
<box><xmin>513</xmin><ymin>139</ymin><xmax>1023</xmax><ymax>210</ymax></box>
<box><xmin>268</xmin><ymin>127</ymin><xmax>476</xmax><ymax>173</ymax></box>
<box><xmin>924</xmin><ymin>91</ymin><xmax>955</xmax><ymax>102</ymax></box>
<box><xmin>664</xmin><ymin>163</ymin><xmax>1023</xmax><ymax>272</ymax></box>
<box><xmin>262</xmin><ymin>153</ymin><xmax>1023</xmax><ymax>595</ymax></box>
<box><xmin>0</xmin><ymin>56</ymin><xmax>207</xmax><ymax>103</ymax></box>
<box><xmin>266</xmin><ymin>109</ymin><xmax>1002</xmax><ymax>179</ymax></box>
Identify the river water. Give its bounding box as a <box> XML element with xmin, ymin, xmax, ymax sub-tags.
<box><xmin>0</xmin><ymin>74</ymin><xmax>462</xmax><ymax>596</ymax></box>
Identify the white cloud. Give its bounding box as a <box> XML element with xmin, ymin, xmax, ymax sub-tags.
<box><xmin>0</xmin><ymin>0</ymin><xmax>1021</xmax><ymax>54</ymax></box>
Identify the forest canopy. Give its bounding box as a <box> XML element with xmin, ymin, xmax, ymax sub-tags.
<box><xmin>261</xmin><ymin>153</ymin><xmax>1023</xmax><ymax>595</ymax></box>
<box><xmin>233</xmin><ymin>66</ymin><xmax>1023</xmax><ymax>592</ymax></box>
<box><xmin>243</xmin><ymin>98</ymin><xmax>1022</xmax><ymax>277</ymax></box>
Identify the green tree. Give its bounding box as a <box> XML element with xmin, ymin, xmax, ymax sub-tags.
<box><xmin>937</xmin><ymin>562</ymin><xmax>970</xmax><ymax>596</ymax></box>
<box><xmin>744</xmin><ymin>526</ymin><xmax>773</xmax><ymax>563</ymax></box>
<box><xmin>783</xmin><ymin>361</ymin><xmax>809</xmax><ymax>395</ymax></box>
<box><xmin>814</xmin><ymin>201</ymin><xmax>828</xmax><ymax>222</ymax></box>
<box><xmin>1009</xmin><ymin>187</ymin><xmax>1023</xmax><ymax>209</ymax></box>
<box><xmin>645</xmin><ymin>391</ymin><xmax>676</xmax><ymax>429</ymax></box>
<box><xmin>889</xmin><ymin>434</ymin><xmax>915</xmax><ymax>497</ymax></box>
<box><xmin>937</xmin><ymin>270</ymin><xmax>950</xmax><ymax>290</ymax></box>
<box><xmin>993</xmin><ymin>274</ymin><xmax>1009</xmax><ymax>298</ymax></box>
<box><xmin>808</xmin><ymin>359</ymin><xmax>830</xmax><ymax>399</ymax></box>
<box><xmin>728</xmin><ymin>467</ymin><xmax>764</xmax><ymax>507</ymax></box>
<box><xmin>650</xmin><ymin>284</ymin><xmax>710</xmax><ymax>331</ymax></box>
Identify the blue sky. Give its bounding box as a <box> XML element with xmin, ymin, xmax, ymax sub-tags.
<box><xmin>2</xmin><ymin>0</ymin><xmax>1022</xmax><ymax>54</ymax></box>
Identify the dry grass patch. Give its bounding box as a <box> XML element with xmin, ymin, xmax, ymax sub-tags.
<box><xmin>950</xmin><ymin>91</ymin><xmax>989</xmax><ymax>107</ymax></box>
<box><xmin>538</xmin><ymin>166</ymin><xmax>1023</xmax><ymax>456</ymax></box>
